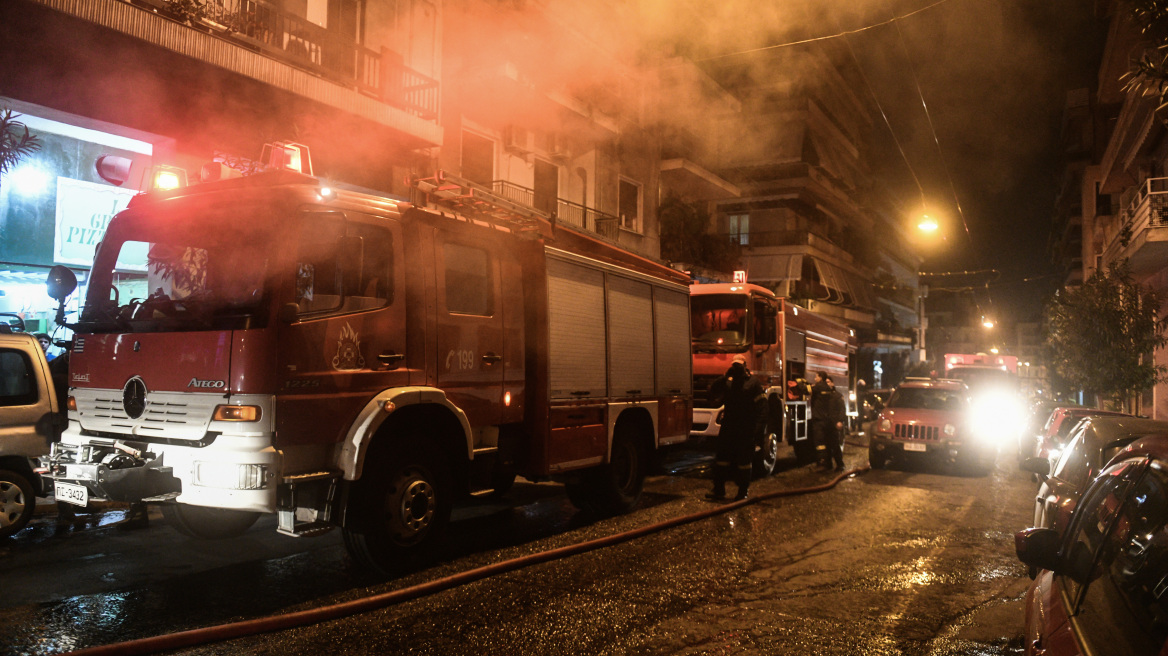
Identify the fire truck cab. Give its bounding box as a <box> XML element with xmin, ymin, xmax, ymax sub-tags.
<box><xmin>44</xmin><ymin>169</ymin><xmax>691</xmax><ymax>572</ymax></box>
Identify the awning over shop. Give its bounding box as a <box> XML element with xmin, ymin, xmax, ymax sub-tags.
<box><xmin>745</xmin><ymin>253</ymin><xmax>803</xmax><ymax>282</ymax></box>
<box><xmin>742</xmin><ymin>253</ymin><xmax>875</xmax><ymax>311</ymax></box>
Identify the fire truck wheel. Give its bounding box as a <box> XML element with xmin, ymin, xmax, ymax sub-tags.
<box><xmin>489</xmin><ymin>471</ymin><xmax>516</xmax><ymax>497</ymax></box>
<box><xmin>343</xmin><ymin>444</ymin><xmax>452</xmax><ymax>573</ymax></box>
<box><xmin>564</xmin><ymin>479</ymin><xmax>593</xmax><ymax>513</ymax></box>
<box><xmin>0</xmin><ymin>468</ymin><xmax>35</xmax><ymax>538</ymax></box>
<box><xmin>753</xmin><ymin>432</ymin><xmax>780</xmax><ymax>478</ymax></box>
<box><xmin>583</xmin><ymin>429</ymin><xmax>647</xmax><ymax>516</ymax></box>
<box><xmin>160</xmin><ymin>503</ymin><xmax>261</xmax><ymax>539</ymax></box>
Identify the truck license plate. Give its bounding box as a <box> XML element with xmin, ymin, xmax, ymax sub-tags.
<box><xmin>903</xmin><ymin>442</ymin><xmax>927</xmax><ymax>453</ymax></box>
<box><xmin>55</xmin><ymin>482</ymin><xmax>88</xmax><ymax>507</ymax></box>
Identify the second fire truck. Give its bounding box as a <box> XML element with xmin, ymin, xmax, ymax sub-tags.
<box><xmin>689</xmin><ymin>282</ymin><xmax>855</xmax><ymax>472</ymax></box>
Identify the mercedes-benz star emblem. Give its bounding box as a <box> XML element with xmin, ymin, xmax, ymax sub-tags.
<box><xmin>123</xmin><ymin>377</ymin><xmax>147</xmax><ymax>419</ymax></box>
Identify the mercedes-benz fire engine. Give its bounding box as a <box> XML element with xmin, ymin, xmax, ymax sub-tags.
<box><xmin>689</xmin><ymin>283</ymin><xmax>855</xmax><ymax>473</ymax></box>
<box><xmin>43</xmin><ymin>167</ymin><xmax>692</xmax><ymax>573</ymax></box>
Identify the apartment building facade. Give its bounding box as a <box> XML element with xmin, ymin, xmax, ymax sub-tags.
<box><xmin>1075</xmin><ymin>1</ymin><xmax>1168</xmax><ymax>417</ymax></box>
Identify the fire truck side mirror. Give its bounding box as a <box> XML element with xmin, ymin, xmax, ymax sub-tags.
<box><xmin>278</xmin><ymin>303</ymin><xmax>300</xmax><ymax>324</ymax></box>
<box><xmin>46</xmin><ymin>265</ymin><xmax>78</xmax><ymax>303</ymax></box>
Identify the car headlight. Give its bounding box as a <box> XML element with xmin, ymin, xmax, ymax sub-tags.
<box><xmin>878</xmin><ymin>418</ymin><xmax>892</xmax><ymax>433</ymax></box>
<box><xmin>944</xmin><ymin>423</ymin><xmax>957</xmax><ymax>436</ymax></box>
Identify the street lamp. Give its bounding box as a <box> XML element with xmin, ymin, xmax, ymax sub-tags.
<box><xmin>981</xmin><ymin>316</ymin><xmax>995</xmax><ymax>329</ymax></box>
<box><xmin>917</xmin><ymin>214</ymin><xmax>939</xmax><ymax>233</ymax></box>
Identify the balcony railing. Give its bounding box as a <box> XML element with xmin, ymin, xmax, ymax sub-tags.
<box><xmin>129</xmin><ymin>0</ymin><xmax>439</xmax><ymax>120</ymax></box>
<box><xmin>489</xmin><ymin>180</ymin><xmax>620</xmax><ymax>240</ymax></box>
<box><xmin>1109</xmin><ymin>176</ymin><xmax>1168</xmax><ymax>254</ymax></box>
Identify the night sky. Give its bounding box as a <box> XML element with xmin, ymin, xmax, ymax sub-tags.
<box><xmin>633</xmin><ymin>0</ymin><xmax>1107</xmax><ymax>322</ymax></box>
<box><xmin>837</xmin><ymin>0</ymin><xmax>1107</xmax><ymax>322</ymax></box>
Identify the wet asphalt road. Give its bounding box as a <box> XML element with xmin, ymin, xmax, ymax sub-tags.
<box><xmin>1</xmin><ymin>435</ymin><xmax>1035</xmax><ymax>656</ymax></box>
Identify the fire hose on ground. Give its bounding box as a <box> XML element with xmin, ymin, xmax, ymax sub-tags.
<box><xmin>64</xmin><ymin>465</ymin><xmax>870</xmax><ymax>656</ymax></box>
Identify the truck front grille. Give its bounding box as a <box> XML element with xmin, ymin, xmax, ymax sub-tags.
<box><xmin>74</xmin><ymin>388</ymin><xmax>220</xmax><ymax>441</ymax></box>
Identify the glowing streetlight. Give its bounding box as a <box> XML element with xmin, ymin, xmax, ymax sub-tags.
<box><xmin>989</xmin><ymin>347</ymin><xmax>1000</xmax><ymax>354</ymax></box>
<box><xmin>917</xmin><ymin>215</ymin><xmax>939</xmax><ymax>233</ymax></box>
<box><xmin>981</xmin><ymin>317</ymin><xmax>995</xmax><ymax>329</ymax></box>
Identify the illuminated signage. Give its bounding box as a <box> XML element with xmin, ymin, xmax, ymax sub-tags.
<box><xmin>733</xmin><ymin>270</ymin><xmax>746</xmax><ymax>284</ymax></box>
<box><xmin>53</xmin><ymin>177</ymin><xmax>145</xmax><ymax>269</ymax></box>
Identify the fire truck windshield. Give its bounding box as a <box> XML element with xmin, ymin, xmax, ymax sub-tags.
<box><xmin>691</xmin><ymin>294</ymin><xmax>749</xmax><ymax>352</ymax></box>
<box><xmin>80</xmin><ymin>213</ymin><xmax>272</xmax><ymax>332</ymax></box>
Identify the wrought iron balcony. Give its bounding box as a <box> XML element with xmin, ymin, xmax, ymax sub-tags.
<box><xmin>1105</xmin><ymin>176</ymin><xmax>1168</xmax><ymax>274</ymax></box>
<box><xmin>126</xmin><ymin>0</ymin><xmax>438</xmax><ymax>119</ymax></box>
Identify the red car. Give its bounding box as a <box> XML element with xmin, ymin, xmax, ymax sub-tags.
<box><xmin>1032</xmin><ymin>406</ymin><xmax>1130</xmax><ymax>462</ymax></box>
<box><xmin>868</xmin><ymin>378</ymin><xmax>993</xmax><ymax>473</ymax></box>
<box><xmin>1015</xmin><ymin>434</ymin><xmax>1168</xmax><ymax>655</ymax></box>
<box><xmin>1023</xmin><ymin>415</ymin><xmax>1168</xmax><ymax>539</ymax></box>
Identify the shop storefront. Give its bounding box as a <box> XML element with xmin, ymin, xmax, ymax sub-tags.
<box><xmin>0</xmin><ymin>99</ymin><xmax>170</xmax><ymax>352</ymax></box>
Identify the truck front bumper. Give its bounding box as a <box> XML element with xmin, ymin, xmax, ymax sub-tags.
<box><xmin>690</xmin><ymin>407</ymin><xmax>722</xmax><ymax>443</ymax></box>
<box><xmin>49</xmin><ymin>431</ymin><xmax>281</xmax><ymax>513</ymax></box>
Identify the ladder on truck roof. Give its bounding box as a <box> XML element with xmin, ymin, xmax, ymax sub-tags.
<box><xmin>411</xmin><ymin>171</ymin><xmax>551</xmax><ymax>236</ymax></box>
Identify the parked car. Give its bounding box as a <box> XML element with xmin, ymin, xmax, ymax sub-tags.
<box><xmin>1015</xmin><ymin>434</ymin><xmax>1168</xmax><ymax>655</ymax></box>
<box><xmin>1033</xmin><ymin>406</ymin><xmax>1130</xmax><ymax>462</ymax></box>
<box><xmin>1018</xmin><ymin>399</ymin><xmax>1072</xmax><ymax>458</ymax></box>
<box><xmin>0</xmin><ymin>327</ymin><xmax>61</xmax><ymax>537</ymax></box>
<box><xmin>868</xmin><ymin>378</ymin><xmax>993</xmax><ymax>473</ymax></box>
<box><xmin>1022</xmin><ymin>415</ymin><xmax>1168</xmax><ymax>539</ymax></box>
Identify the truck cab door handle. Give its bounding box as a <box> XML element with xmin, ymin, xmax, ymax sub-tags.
<box><xmin>482</xmin><ymin>353</ymin><xmax>502</xmax><ymax>364</ymax></box>
<box><xmin>378</xmin><ymin>352</ymin><xmax>405</xmax><ymax>364</ymax></box>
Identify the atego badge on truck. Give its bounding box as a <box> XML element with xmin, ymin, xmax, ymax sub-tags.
<box><xmin>44</xmin><ymin>165</ymin><xmax>692</xmax><ymax>573</ymax></box>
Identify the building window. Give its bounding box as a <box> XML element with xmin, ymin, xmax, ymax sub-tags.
<box><xmin>619</xmin><ymin>177</ymin><xmax>641</xmax><ymax>232</ymax></box>
<box><xmin>729</xmin><ymin>213</ymin><xmax>749</xmax><ymax>245</ymax></box>
<box><xmin>462</xmin><ymin>131</ymin><xmax>494</xmax><ymax>186</ymax></box>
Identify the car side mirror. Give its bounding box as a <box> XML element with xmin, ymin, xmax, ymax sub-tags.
<box><xmin>1015</xmin><ymin>527</ymin><xmax>1061</xmax><ymax>575</ymax></box>
<box><xmin>1020</xmin><ymin>456</ymin><xmax>1050</xmax><ymax>478</ymax></box>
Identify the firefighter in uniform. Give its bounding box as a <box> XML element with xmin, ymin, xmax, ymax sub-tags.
<box><xmin>811</xmin><ymin>372</ymin><xmax>847</xmax><ymax>471</ymax></box>
<box><xmin>707</xmin><ymin>355</ymin><xmax>767</xmax><ymax>501</ymax></box>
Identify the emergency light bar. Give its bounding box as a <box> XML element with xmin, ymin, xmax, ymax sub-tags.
<box><xmin>261</xmin><ymin>141</ymin><xmax>313</xmax><ymax>176</ymax></box>
<box><xmin>151</xmin><ymin>165</ymin><xmax>188</xmax><ymax>191</ymax></box>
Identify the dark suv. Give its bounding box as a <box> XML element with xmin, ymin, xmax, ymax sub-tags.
<box><xmin>1016</xmin><ymin>434</ymin><xmax>1168</xmax><ymax>654</ymax></box>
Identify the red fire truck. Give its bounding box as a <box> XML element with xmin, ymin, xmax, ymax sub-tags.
<box><xmin>689</xmin><ymin>283</ymin><xmax>855</xmax><ymax>472</ymax></box>
<box><xmin>43</xmin><ymin>167</ymin><xmax>692</xmax><ymax>573</ymax></box>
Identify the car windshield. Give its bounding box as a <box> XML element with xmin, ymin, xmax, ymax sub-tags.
<box><xmin>80</xmin><ymin>207</ymin><xmax>276</xmax><ymax>333</ymax></box>
<box><xmin>691</xmin><ymin>294</ymin><xmax>748</xmax><ymax>351</ymax></box>
<box><xmin>886</xmin><ymin>387</ymin><xmax>967</xmax><ymax>412</ymax></box>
